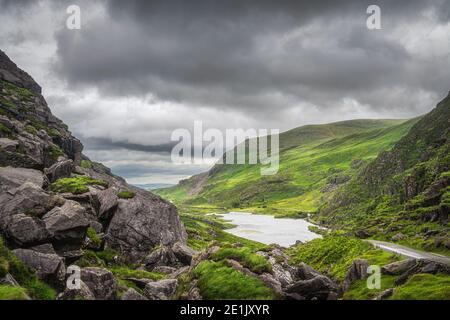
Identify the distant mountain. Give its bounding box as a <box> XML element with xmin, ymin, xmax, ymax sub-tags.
<box><xmin>133</xmin><ymin>183</ymin><xmax>175</xmax><ymax>190</ymax></box>
<box><xmin>155</xmin><ymin>118</ymin><xmax>418</xmax><ymax>216</ymax></box>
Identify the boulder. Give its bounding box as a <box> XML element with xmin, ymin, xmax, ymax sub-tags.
<box><xmin>144</xmin><ymin>279</ymin><xmax>178</xmax><ymax>300</ymax></box>
<box><xmin>80</xmin><ymin>267</ymin><xmax>117</xmax><ymax>300</ymax></box>
<box><xmin>43</xmin><ymin>200</ymin><xmax>90</xmax><ymax>252</ymax></box>
<box><xmin>12</xmin><ymin>249</ymin><xmax>65</xmax><ymax>287</ymax></box>
<box><xmin>95</xmin><ymin>188</ymin><xmax>118</xmax><ymax>220</ymax></box>
<box><xmin>144</xmin><ymin>246</ymin><xmax>179</xmax><ymax>270</ymax></box>
<box><xmin>57</xmin><ymin>280</ymin><xmax>95</xmax><ymax>300</ymax></box>
<box><xmin>271</xmin><ymin>263</ymin><xmax>294</xmax><ymax>287</ymax></box>
<box><xmin>172</xmin><ymin>242</ymin><xmax>197</xmax><ymax>265</ymax></box>
<box><xmin>286</xmin><ymin>275</ymin><xmax>339</xmax><ymax>300</ymax></box>
<box><xmin>296</xmin><ymin>262</ymin><xmax>321</xmax><ymax>280</ymax></box>
<box><xmin>0</xmin><ymin>166</ymin><xmax>45</xmax><ymax>191</ymax></box>
<box><xmin>343</xmin><ymin>259</ymin><xmax>369</xmax><ymax>291</ymax></box>
<box><xmin>29</xmin><ymin>243</ymin><xmax>56</xmax><ymax>254</ymax></box>
<box><xmin>381</xmin><ymin>259</ymin><xmax>417</xmax><ymax>275</ymax></box>
<box><xmin>4</xmin><ymin>214</ymin><xmax>50</xmax><ymax>246</ymax></box>
<box><xmin>105</xmin><ymin>189</ymin><xmax>187</xmax><ymax>263</ymax></box>
<box><xmin>0</xmin><ymin>182</ymin><xmax>62</xmax><ymax>218</ymax></box>
<box><xmin>121</xmin><ymin>288</ymin><xmax>148</xmax><ymax>300</ymax></box>
<box><xmin>44</xmin><ymin>159</ymin><xmax>73</xmax><ymax>183</ymax></box>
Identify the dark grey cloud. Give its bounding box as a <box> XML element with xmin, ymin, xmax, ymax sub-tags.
<box><xmin>51</xmin><ymin>0</ymin><xmax>450</xmax><ymax>114</ymax></box>
<box><xmin>83</xmin><ymin>137</ymin><xmax>174</xmax><ymax>153</ymax></box>
<box><xmin>2</xmin><ymin>0</ymin><xmax>450</xmax><ymax>184</ymax></box>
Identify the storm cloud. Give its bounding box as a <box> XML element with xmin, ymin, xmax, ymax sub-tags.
<box><xmin>1</xmin><ymin>0</ymin><xmax>449</xmax><ymax>185</ymax></box>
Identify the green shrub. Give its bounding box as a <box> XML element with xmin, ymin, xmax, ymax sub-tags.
<box><xmin>2</xmin><ymin>80</ymin><xmax>35</xmax><ymax>100</ymax></box>
<box><xmin>86</xmin><ymin>227</ymin><xmax>102</xmax><ymax>248</ymax></box>
<box><xmin>194</xmin><ymin>260</ymin><xmax>274</xmax><ymax>300</ymax></box>
<box><xmin>118</xmin><ymin>190</ymin><xmax>136</xmax><ymax>199</ymax></box>
<box><xmin>288</xmin><ymin>235</ymin><xmax>398</xmax><ymax>281</ymax></box>
<box><xmin>81</xmin><ymin>160</ymin><xmax>93</xmax><ymax>169</ymax></box>
<box><xmin>211</xmin><ymin>247</ymin><xmax>272</xmax><ymax>274</ymax></box>
<box><xmin>24</xmin><ymin>125</ymin><xmax>38</xmax><ymax>135</ymax></box>
<box><xmin>0</xmin><ymin>285</ymin><xmax>29</xmax><ymax>300</ymax></box>
<box><xmin>343</xmin><ymin>275</ymin><xmax>397</xmax><ymax>300</ymax></box>
<box><xmin>109</xmin><ymin>267</ymin><xmax>164</xmax><ymax>281</ymax></box>
<box><xmin>0</xmin><ymin>97</ymin><xmax>17</xmax><ymax>111</ymax></box>
<box><xmin>47</xmin><ymin>128</ymin><xmax>61</xmax><ymax>137</ymax></box>
<box><xmin>0</xmin><ymin>123</ymin><xmax>12</xmax><ymax>136</ymax></box>
<box><xmin>75</xmin><ymin>249</ymin><xmax>119</xmax><ymax>268</ymax></box>
<box><xmin>46</xmin><ymin>145</ymin><xmax>64</xmax><ymax>161</ymax></box>
<box><xmin>51</xmin><ymin>175</ymin><xmax>108</xmax><ymax>194</ymax></box>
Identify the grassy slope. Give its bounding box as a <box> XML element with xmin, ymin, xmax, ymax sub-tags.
<box><xmin>156</xmin><ymin>119</ymin><xmax>417</xmax><ymax>217</ymax></box>
<box><xmin>318</xmin><ymin>93</ymin><xmax>450</xmax><ymax>254</ymax></box>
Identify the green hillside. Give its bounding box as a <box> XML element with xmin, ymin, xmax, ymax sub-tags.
<box><xmin>318</xmin><ymin>92</ymin><xmax>450</xmax><ymax>254</ymax></box>
<box><xmin>156</xmin><ymin>118</ymin><xmax>418</xmax><ymax>217</ymax></box>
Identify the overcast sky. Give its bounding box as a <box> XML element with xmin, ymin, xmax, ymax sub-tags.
<box><xmin>1</xmin><ymin>0</ymin><xmax>449</xmax><ymax>186</ymax></box>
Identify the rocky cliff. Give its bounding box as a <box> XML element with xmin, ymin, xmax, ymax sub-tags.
<box><xmin>0</xmin><ymin>49</ymin><xmax>188</xmax><ymax>294</ymax></box>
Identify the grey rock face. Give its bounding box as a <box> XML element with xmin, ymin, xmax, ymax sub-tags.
<box><xmin>44</xmin><ymin>159</ymin><xmax>74</xmax><ymax>183</ymax></box>
<box><xmin>343</xmin><ymin>259</ymin><xmax>369</xmax><ymax>291</ymax></box>
<box><xmin>12</xmin><ymin>248</ymin><xmax>66</xmax><ymax>286</ymax></box>
<box><xmin>42</xmin><ymin>200</ymin><xmax>89</xmax><ymax>240</ymax></box>
<box><xmin>105</xmin><ymin>189</ymin><xmax>187</xmax><ymax>263</ymax></box>
<box><xmin>5</xmin><ymin>214</ymin><xmax>50</xmax><ymax>246</ymax></box>
<box><xmin>144</xmin><ymin>279</ymin><xmax>178</xmax><ymax>300</ymax></box>
<box><xmin>0</xmin><ymin>166</ymin><xmax>45</xmax><ymax>192</ymax></box>
<box><xmin>95</xmin><ymin>187</ymin><xmax>118</xmax><ymax>220</ymax></box>
<box><xmin>382</xmin><ymin>259</ymin><xmax>417</xmax><ymax>275</ymax></box>
<box><xmin>0</xmin><ymin>182</ymin><xmax>62</xmax><ymax>218</ymax></box>
<box><xmin>172</xmin><ymin>242</ymin><xmax>197</xmax><ymax>265</ymax></box>
<box><xmin>296</xmin><ymin>262</ymin><xmax>321</xmax><ymax>280</ymax></box>
<box><xmin>57</xmin><ymin>280</ymin><xmax>95</xmax><ymax>300</ymax></box>
<box><xmin>0</xmin><ymin>50</ymin><xmax>42</xmax><ymax>94</ymax></box>
<box><xmin>286</xmin><ymin>275</ymin><xmax>339</xmax><ymax>300</ymax></box>
<box><xmin>144</xmin><ymin>246</ymin><xmax>179</xmax><ymax>270</ymax></box>
<box><xmin>121</xmin><ymin>288</ymin><xmax>148</xmax><ymax>300</ymax></box>
<box><xmin>81</xmin><ymin>267</ymin><xmax>117</xmax><ymax>300</ymax></box>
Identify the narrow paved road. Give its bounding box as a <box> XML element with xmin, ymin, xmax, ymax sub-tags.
<box><xmin>367</xmin><ymin>240</ymin><xmax>450</xmax><ymax>266</ymax></box>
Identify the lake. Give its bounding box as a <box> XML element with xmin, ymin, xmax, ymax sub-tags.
<box><xmin>220</xmin><ymin>211</ymin><xmax>322</xmax><ymax>247</ymax></box>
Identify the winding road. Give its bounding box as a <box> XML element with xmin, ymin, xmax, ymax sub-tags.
<box><xmin>367</xmin><ymin>240</ymin><xmax>450</xmax><ymax>266</ymax></box>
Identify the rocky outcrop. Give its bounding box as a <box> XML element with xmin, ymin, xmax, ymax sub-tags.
<box><xmin>285</xmin><ymin>275</ymin><xmax>339</xmax><ymax>300</ymax></box>
<box><xmin>0</xmin><ymin>50</ymin><xmax>41</xmax><ymax>94</ymax></box>
<box><xmin>0</xmin><ymin>49</ymin><xmax>189</xmax><ymax>300</ymax></box>
<box><xmin>144</xmin><ymin>279</ymin><xmax>178</xmax><ymax>300</ymax></box>
<box><xmin>80</xmin><ymin>267</ymin><xmax>117</xmax><ymax>300</ymax></box>
<box><xmin>122</xmin><ymin>288</ymin><xmax>148</xmax><ymax>300</ymax></box>
<box><xmin>105</xmin><ymin>188</ymin><xmax>187</xmax><ymax>263</ymax></box>
<box><xmin>57</xmin><ymin>280</ymin><xmax>95</xmax><ymax>300</ymax></box>
<box><xmin>44</xmin><ymin>159</ymin><xmax>73</xmax><ymax>183</ymax></box>
<box><xmin>12</xmin><ymin>248</ymin><xmax>66</xmax><ymax>287</ymax></box>
<box><xmin>381</xmin><ymin>259</ymin><xmax>417</xmax><ymax>275</ymax></box>
<box><xmin>171</xmin><ymin>242</ymin><xmax>197</xmax><ymax>265</ymax></box>
<box><xmin>0</xmin><ymin>166</ymin><xmax>46</xmax><ymax>191</ymax></box>
<box><xmin>343</xmin><ymin>259</ymin><xmax>369</xmax><ymax>291</ymax></box>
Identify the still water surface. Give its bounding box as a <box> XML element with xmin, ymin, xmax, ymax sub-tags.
<box><xmin>220</xmin><ymin>212</ymin><xmax>321</xmax><ymax>247</ymax></box>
